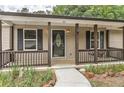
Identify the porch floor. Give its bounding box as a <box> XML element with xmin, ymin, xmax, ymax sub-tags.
<box><xmin>51</xmin><ymin>60</ymin><xmax>75</xmax><ymax>66</ymax></box>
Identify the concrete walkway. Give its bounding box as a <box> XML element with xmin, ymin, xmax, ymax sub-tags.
<box><xmin>55</xmin><ymin>68</ymin><xmax>91</xmax><ymax>87</ymax></box>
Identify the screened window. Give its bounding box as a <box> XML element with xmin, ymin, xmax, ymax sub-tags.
<box><xmin>24</xmin><ymin>30</ymin><xmax>37</xmax><ymax>50</ymax></box>
<box><xmin>90</xmin><ymin>32</ymin><xmax>100</xmax><ymax>49</ymax></box>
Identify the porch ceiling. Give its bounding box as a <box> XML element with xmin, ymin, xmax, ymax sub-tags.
<box><xmin>0</xmin><ymin>12</ymin><xmax>124</xmax><ymax>30</ymax></box>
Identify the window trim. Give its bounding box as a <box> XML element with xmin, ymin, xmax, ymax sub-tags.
<box><xmin>90</xmin><ymin>31</ymin><xmax>103</xmax><ymax>49</ymax></box>
<box><xmin>23</xmin><ymin>28</ymin><xmax>37</xmax><ymax>51</ymax></box>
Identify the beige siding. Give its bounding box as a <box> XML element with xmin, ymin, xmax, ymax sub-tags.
<box><xmin>79</xmin><ymin>27</ymin><xmax>86</xmax><ymax>49</ymax></box>
<box><xmin>43</xmin><ymin>26</ymin><xmax>48</xmax><ymax>50</ymax></box>
<box><xmin>14</xmin><ymin>26</ymin><xmax>17</xmax><ymax>51</ymax></box>
<box><xmin>2</xmin><ymin>26</ymin><xmax>11</xmax><ymax>50</ymax></box>
<box><xmin>109</xmin><ymin>30</ymin><xmax>123</xmax><ymax>48</ymax></box>
<box><xmin>66</xmin><ymin>27</ymin><xmax>75</xmax><ymax>60</ymax></box>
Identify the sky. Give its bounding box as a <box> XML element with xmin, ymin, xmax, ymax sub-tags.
<box><xmin>0</xmin><ymin>5</ymin><xmax>54</xmax><ymax>12</ymax></box>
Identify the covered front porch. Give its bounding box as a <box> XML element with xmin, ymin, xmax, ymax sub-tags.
<box><xmin>0</xmin><ymin>12</ymin><xmax>124</xmax><ymax>68</ymax></box>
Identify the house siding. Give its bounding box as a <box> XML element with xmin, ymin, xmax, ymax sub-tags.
<box><xmin>2</xmin><ymin>26</ymin><xmax>11</xmax><ymax>50</ymax></box>
<box><xmin>109</xmin><ymin>30</ymin><xmax>123</xmax><ymax>48</ymax></box>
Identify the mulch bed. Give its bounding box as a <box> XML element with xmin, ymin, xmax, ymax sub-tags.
<box><xmin>82</xmin><ymin>71</ymin><xmax>124</xmax><ymax>87</ymax></box>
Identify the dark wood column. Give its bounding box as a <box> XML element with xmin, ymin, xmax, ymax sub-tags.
<box><xmin>0</xmin><ymin>20</ymin><xmax>2</xmax><ymax>68</ymax></box>
<box><xmin>94</xmin><ymin>24</ymin><xmax>98</xmax><ymax>63</ymax></box>
<box><xmin>75</xmin><ymin>23</ymin><xmax>79</xmax><ymax>65</ymax></box>
<box><xmin>48</xmin><ymin>22</ymin><xmax>51</xmax><ymax>66</ymax></box>
<box><xmin>123</xmin><ymin>26</ymin><xmax>124</xmax><ymax>60</ymax></box>
<box><xmin>106</xmin><ymin>30</ymin><xmax>109</xmax><ymax>49</ymax></box>
<box><xmin>106</xmin><ymin>30</ymin><xmax>109</xmax><ymax>57</ymax></box>
<box><xmin>11</xmin><ymin>25</ymin><xmax>14</xmax><ymax>50</ymax></box>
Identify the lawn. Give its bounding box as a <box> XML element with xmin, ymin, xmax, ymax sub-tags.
<box><xmin>0</xmin><ymin>67</ymin><xmax>56</xmax><ymax>87</ymax></box>
<box><xmin>80</xmin><ymin>64</ymin><xmax>124</xmax><ymax>87</ymax></box>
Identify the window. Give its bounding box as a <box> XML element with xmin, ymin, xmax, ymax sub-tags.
<box><xmin>24</xmin><ymin>30</ymin><xmax>37</xmax><ymax>50</ymax></box>
<box><xmin>90</xmin><ymin>32</ymin><xmax>100</xmax><ymax>49</ymax></box>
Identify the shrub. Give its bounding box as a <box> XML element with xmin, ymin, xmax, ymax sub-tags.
<box><xmin>85</xmin><ymin>64</ymin><xmax>124</xmax><ymax>74</ymax></box>
<box><xmin>0</xmin><ymin>67</ymin><xmax>53</xmax><ymax>87</ymax></box>
<box><xmin>0</xmin><ymin>72</ymin><xmax>9</xmax><ymax>86</ymax></box>
<box><xmin>11</xmin><ymin>65</ymin><xmax>19</xmax><ymax>79</ymax></box>
<box><xmin>41</xmin><ymin>69</ymin><xmax>52</xmax><ymax>82</ymax></box>
<box><xmin>21</xmin><ymin>67</ymin><xmax>35</xmax><ymax>87</ymax></box>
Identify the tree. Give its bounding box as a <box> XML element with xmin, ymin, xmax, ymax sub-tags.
<box><xmin>46</xmin><ymin>10</ymin><xmax>52</xmax><ymax>15</ymax></box>
<box><xmin>52</xmin><ymin>5</ymin><xmax>124</xmax><ymax>19</ymax></box>
<box><xmin>20</xmin><ymin>8</ymin><xmax>29</xmax><ymax>13</ymax></box>
<box><xmin>33</xmin><ymin>10</ymin><xmax>46</xmax><ymax>14</ymax></box>
<box><xmin>0</xmin><ymin>8</ymin><xmax>4</xmax><ymax>12</ymax></box>
<box><xmin>16</xmin><ymin>9</ymin><xmax>20</xmax><ymax>12</ymax></box>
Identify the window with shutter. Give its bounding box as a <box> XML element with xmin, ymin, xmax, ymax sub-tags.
<box><xmin>17</xmin><ymin>29</ymin><xmax>43</xmax><ymax>51</ymax></box>
<box><xmin>86</xmin><ymin>31</ymin><xmax>104</xmax><ymax>49</ymax></box>
<box><xmin>24</xmin><ymin>30</ymin><xmax>37</xmax><ymax>50</ymax></box>
<box><xmin>90</xmin><ymin>32</ymin><xmax>99</xmax><ymax>48</ymax></box>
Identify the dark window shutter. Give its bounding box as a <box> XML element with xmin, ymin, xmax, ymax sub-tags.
<box><xmin>37</xmin><ymin>29</ymin><xmax>43</xmax><ymax>50</ymax></box>
<box><xmin>17</xmin><ymin>29</ymin><xmax>23</xmax><ymax>50</ymax></box>
<box><xmin>86</xmin><ymin>31</ymin><xmax>90</xmax><ymax>49</ymax></box>
<box><xmin>100</xmin><ymin>31</ymin><xmax>104</xmax><ymax>49</ymax></box>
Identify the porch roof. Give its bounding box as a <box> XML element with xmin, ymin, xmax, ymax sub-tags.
<box><xmin>0</xmin><ymin>11</ymin><xmax>124</xmax><ymax>30</ymax></box>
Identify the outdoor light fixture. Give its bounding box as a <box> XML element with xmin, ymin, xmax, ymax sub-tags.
<box><xmin>66</xmin><ymin>28</ymin><xmax>70</xmax><ymax>33</ymax></box>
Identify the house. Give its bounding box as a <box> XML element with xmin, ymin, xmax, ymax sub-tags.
<box><xmin>0</xmin><ymin>12</ymin><xmax>124</xmax><ymax>68</ymax></box>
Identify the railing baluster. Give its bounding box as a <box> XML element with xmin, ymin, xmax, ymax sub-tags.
<box><xmin>2</xmin><ymin>52</ymin><xmax>3</xmax><ymax>68</ymax></box>
<box><xmin>0</xmin><ymin>50</ymin><xmax>48</xmax><ymax>68</ymax></box>
<box><xmin>22</xmin><ymin>51</ymin><xmax>24</xmax><ymax>67</ymax></box>
<box><xmin>41</xmin><ymin>52</ymin><xmax>42</xmax><ymax>65</ymax></box>
<box><xmin>77</xmin><ymin>48</ymin><xmax>124</xmax><ymax>64</ymax></box>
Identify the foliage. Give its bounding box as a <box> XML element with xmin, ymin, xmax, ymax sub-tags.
<box><xmin>33</xmin><ymin>10</ymin><xmax>51</xmax><ymax>14</ymax></box>
<box><xmin>0</xmin><ymin>72</ymin><xmax>11</xmax><ymax>86</ymax></box>
<box><xmin>0</xmin><ymin>8</ymin><xmax>3</xmax><ymax>12</ymax></box>
<box><xmin>53</xmin><ymin>5</ymin><xmax>124</xmax><ymax>20</ymax></box>
<box><xmin>20</xmin><ymin>8</ymin><xmax>29</xmax><ymax>13</ymax></box>
<box><xmin>20</xmin><ymin>67</ymin><xmax>35</xmax><ymax>87</ymax></box>
<box><xmin>11</xmin><ymin>65</ymin><xmax>19</xmax><ymax>79</ymax></box>
<box><xmin>41</xmin><ymin>69</ymin><xmax>52</xmax><ymax>82</ymax></box>
<box><xmin>33</xmin><ymin>10</ymin><xmax>46</xmax><ymax>14</ymax></box>
<box><xmin>0</xmin><ymin>65</ymin><xmax>20</xmax><ymax>87</ymax></box>
<box><xmin>0</xmin><ymin>67</ymin><xmax>53</xmax><ymax>87</ymax></box>
<box><xmin>85</xmin><ymin>64</ymin><xmax>124</xmax><ymax>74</ymax></box>
<box><xmin>20</xmin><ymin>68</ymin><xmax>53</xmax><ymax>87</ymax></box>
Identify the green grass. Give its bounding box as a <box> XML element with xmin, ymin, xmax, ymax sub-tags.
<box><xmin>0</xmin><ymin>67</ymin><xmax>53</xmax><ymax>87</ymax></box>
<box><xmin>85</xmin><ymin>64</ymin><xmax>124</xmax><ymax>74</ymax></box>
